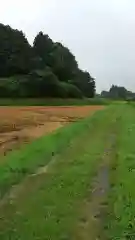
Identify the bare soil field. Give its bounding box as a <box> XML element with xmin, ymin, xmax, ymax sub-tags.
<box><xmin>0</xmin><ymin>105</ymin><xmax>104</xmax><ymax>157</ymax></box>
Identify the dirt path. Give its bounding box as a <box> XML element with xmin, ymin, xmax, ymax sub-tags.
<box><xmin>74</xmin><ymin>131</ymin><xmax>118</xmax><ymax>240</ymax></box>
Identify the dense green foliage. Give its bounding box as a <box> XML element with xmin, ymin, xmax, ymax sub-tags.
<box><xmin>0</xmin><ymin>23</ymin><xmax>95</xmax><ymax>98</ymax></box>
<box><xmin>0</xmin><ymin>97</ymin><xmax>110</xmax><ymax>106</ymax></box>
<box><xmin>101</xmin><ymin>84</ymin><xmax>135</xmax><ymax>100</ymax></box>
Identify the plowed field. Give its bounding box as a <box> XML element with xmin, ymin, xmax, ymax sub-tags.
<box><xmin>0</xmin><ymin>105</ymin><xmax>103</xmax><ymax>156</ymax></box>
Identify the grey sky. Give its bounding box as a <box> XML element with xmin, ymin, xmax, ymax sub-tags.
<box><xmin>0</xmin><ymin>0</ymin><xmax>135</xmax><ymax>92</ymax></box>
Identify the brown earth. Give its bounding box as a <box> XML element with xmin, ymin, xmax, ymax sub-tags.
<box><xmin>0</xmin><ymin>105</ymin><xmax>104</xmax><ymax>157</ymax></box>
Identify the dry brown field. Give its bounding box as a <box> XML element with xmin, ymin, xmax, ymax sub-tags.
<box><xmin>0</xmin><ymin>105</ymin><xmax>104</xmax><ymax>156</ymax></box>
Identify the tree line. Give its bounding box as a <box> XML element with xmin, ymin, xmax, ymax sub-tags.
<box><xmin>101</xmin><ymin>85</ymin><xmax>135</xmax><ymax>100</ymax></box>
<box><xmin>0</xmin><ymin>23</ymin><xmax>95</xmax><ymax>98</ymax></box>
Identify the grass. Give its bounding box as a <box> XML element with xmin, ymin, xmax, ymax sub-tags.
<box><xmin>1</xmin><ymin>104</ymin><xmax>135</xmax><ymax>239</ymax></box>
<box><xmin>0</xmin><ymin>109</ymin><xmax>104</xmax><ymax>198</ymax></box>
<box><xmin>0</xmin><ymin>105</ymin><xmax>123</xmax><ymax>239</ymax></box>
<box><xmin>0</xmin><ymin>106</ymin><xmax>116</xmax><ymax>199</ymax></box>
<box><xmin>105</xmin><ymin>105</ymin><xmax>135</xmax><ymax>239</ymax></box>
<box><xmin>0</xmin><ymin>97</ymin><xmax>111</xmax><ymax>106</ymax></box>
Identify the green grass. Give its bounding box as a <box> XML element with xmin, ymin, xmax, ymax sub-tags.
<box><xmin>0</xmin><ymin>110</ymin><xmax>104</xmax><ymax>198</ymax></box>
<box><xmin>0</xmin><ymin>105</ymin><xmax>123</xmax><ymax>239</ymax></box>
<box><xmin>1</xmin><ymin>104</ymin><xmax>135</xmax><ymax>239</ymax></box>
<box><xmin>105</xmin><ymin>105</ymin><xmax>135</xmax><ymax>239</ymax></box>
<box><xmin>0</xmin><ymin>97</ymin><xmax>111</xmax><ymax>106</ymax></box>
<box><xmin>0</xmin><ymin>106</ymin><xmax>114</xmax><ymax>199</ymax></box>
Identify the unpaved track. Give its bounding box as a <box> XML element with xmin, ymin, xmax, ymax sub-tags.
<box><xmin>74</xmin><ymin>130</ymin><xmax>118</xmax><ymax>240</ymax></box>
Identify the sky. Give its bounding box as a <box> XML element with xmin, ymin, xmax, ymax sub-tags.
<box><xmin>0</xmin><ymin>0</ymin><xmax>135</xmax><ymax>93</ymax></box>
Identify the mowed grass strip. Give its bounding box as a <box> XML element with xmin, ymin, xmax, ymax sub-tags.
<box><xmin>105</xmin><ymin>105</ymin><xmax>135</xmax><ymax>239</ymax></box>
<box><xmin>0</xmin><ymin>106</ymin><xmax>123</xmax><ymax>239</ymax></box>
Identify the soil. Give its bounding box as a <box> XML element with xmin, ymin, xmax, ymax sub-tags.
<box><xmin>0</xmin><ymin>105</ymin><xmax>104</xmax><ymax>157</ymax></box>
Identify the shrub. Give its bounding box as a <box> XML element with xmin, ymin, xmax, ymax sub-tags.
<box><xmin>57</xmin><ymin>82</ymin><xmax>83</xmax><ymax>98</ymax></box>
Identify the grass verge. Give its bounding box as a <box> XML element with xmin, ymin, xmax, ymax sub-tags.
<box><xmin>105</xmin><ymin>105</ymin><xmax>135</xmax><ymax>239</ymax></box>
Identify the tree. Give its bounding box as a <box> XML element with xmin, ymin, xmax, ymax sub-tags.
<box><xmin>109</xmin><ymin>85</ymin><xmax>127</xmax><ymax>99</ymax></box>
<box><xmin>101</xmin><ymin>85</ymin><xmax>135</xmax><ymax>100</ymax></box>
<box><xmin>73</xmin><ymin>70</ymin><xmax>95</xmax><ymax>98</ymax></box>
<box><xmin>0</xmin><ymin>23</ymin><xmax>96</xmax><ymax>98</ymax></box>
<box><xmin>101</xmin><ymin>90</ymin><xmax>109</xmax><ymax>98</ymax></box>
<box><xmin>0</xmin><ymin>23</ymin><xmax>32</xmax><ymax>76</ymax></box>
<box><xmin>48</xmin><ymin>42</ymin><xmax>78</xmax><ymax>81</ymax></box>
<box><xmin>33</xmin><ymin>32</ymin><xmax>53</xmax><ymax>67</ymax></box>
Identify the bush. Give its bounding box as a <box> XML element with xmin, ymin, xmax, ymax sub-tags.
<box><xmin>67</xmin><ymin>83</ymin><xmax>83</xmax><ymax>98</ymax></box>
<box><xmin>0</xmin><ymin>76</ymin><xmax>30</xmax><ymax>98</ymax></box>
<box><xmin>0</xmin><ymin>71</ymin><xmax>83</xmax><ymax>99</ymax></box>
<box><xmin>27</xmin><ymin>69</ymin><xmax>60</xmax><ymax>97</ymax></box>
<box><xmin>28</xmin><ymin>71</ymin><xmax>83</xmax><ymax>98</ymax></box>
<box><xmin>58</xmin><ymin>82</ymin><xmax>83</xmax><ymax>98</ymax></box>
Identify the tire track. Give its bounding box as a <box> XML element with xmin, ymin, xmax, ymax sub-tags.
<box><xmin>73</xmin><ymin>121</ymin><xmax>119</xmax><ymax>240</ymax></box>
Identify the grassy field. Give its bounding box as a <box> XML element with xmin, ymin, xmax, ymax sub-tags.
<box><xmin>0</xmin><ymin>109</ymin><xmax>104</xmax><ymax>198</ymax></box>
<box><xmin>0</xmin><ymin>97</ymin><xmax>111</xmax><ymax>106</ymax></box>
<box><xmin>105</xmin><ymin>104</ymin><xmax>135</xmax><ymax>239</ymax></box>
<box><xmin>0</xmin><ymin>104</ymin><xmax>135</xmax><ymax>239</ymax></box>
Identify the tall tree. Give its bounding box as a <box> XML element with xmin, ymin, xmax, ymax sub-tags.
<box><xmin>101</xmin><ymin>85</ymin><xmax>135</xmax><ymax>100</ymax></box>
<box><xmin>73</xmin><ymin>70</ymin><xmax>95</xmax><ymax>97</ymax></box>
<box><xmin>48</xmin><ymin>42</ymin><xmax>78</xmax><ymax>81</ymax></box>
<box><xmin>0</xmin><ymin>23</ymin><xmax>32</xmax><ymax>76</ymax></box>
<box><xmin>33</xmin><ymin>32</ymin><xmax>53</xmax><ymax>66</ymax></box>
<box><xmin>109</xmin><ymin>85</ymin><xmax>127</xmax><ymax>99</ymax></box>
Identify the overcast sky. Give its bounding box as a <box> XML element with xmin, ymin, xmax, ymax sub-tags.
<box><xmin>0</xmin><ymin>0</ymin><xmax>135</xmax><ymax>92</ymax></box>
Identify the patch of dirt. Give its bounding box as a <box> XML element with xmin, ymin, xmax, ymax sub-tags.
<box><xmin>0</xmin><ymin>105</ymin><xmax>104</xmax><ymax>157</ymax></box>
